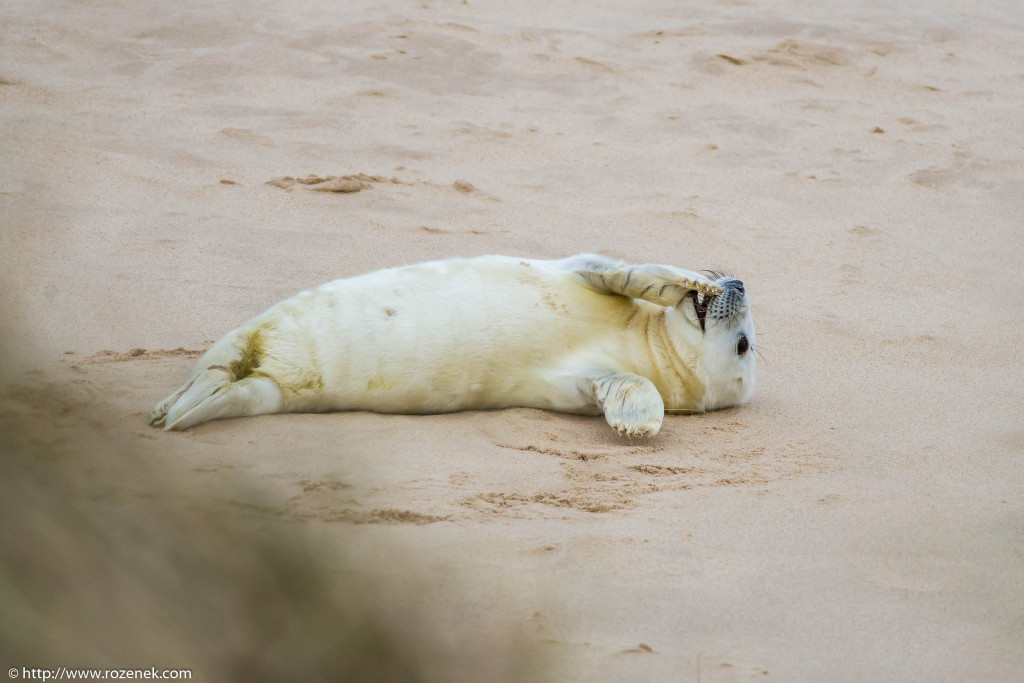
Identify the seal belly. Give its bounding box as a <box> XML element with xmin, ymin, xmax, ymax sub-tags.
<box><xmin>289</xmin><ymin>257</ymin><xmax>632</xmax><ymax>414</ymax></box>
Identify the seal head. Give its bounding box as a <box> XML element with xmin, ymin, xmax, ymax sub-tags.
<box><xmin>679</xmin><ymin>276</ymin><xmax>757</xmax><ymax>411</ymax></box>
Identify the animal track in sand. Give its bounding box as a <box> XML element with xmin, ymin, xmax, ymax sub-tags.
<box><xmin>628</xmin><ymin>464</ymin><xmax>696</xmax><ymax>475</ymax></box>
<box><xmin>465</xmin><ymin>426</ymin><xmax>803</xmax><ymax>520</ymax></box>
<box><xmin>234</xmin><ymin>495</ymin><xmax>449</xmax><ymax>525</ymax></box>
<box><xmin>615</xmin><ymin>643</ymin><xmax>655</xmax><ymax>655</ymax></box>
<box><xmin>219</xmin><ymin>127</ymin><xmax>274</xmax><ymax>145</ymax></box>
<box><xmin>907</xmin><ymin>153</ymin><xmax>1006</xmax><ymax>191</ymax></box>
<box><xmin>753</xmin><ymin>39</ymin><xmax>853</xmax><ymax>68</ymax></box>
<box><xmin>265</xmin><ymin>173</ymin><xmax>400</xmax><ymax>193</ymax></box>
<box><xmin>297</xmin><ymin>479</ymin><xmax>350</xmax><ymax>493</ymax></box>
<box><xmin>416</xmin><ymin>225</ymin><xmax>505</xmax><ymax>236</ymax></box>
<box><xmin>309</xmin><ymin>508</ymin><xmax>449</xmax><ymax>525</ymax></box>
<box><xmin>493</xmin><ymin>441</ymin><xmax>658</xmax><ymax>462</ymax></box>
<box><xmin>80</xmin><ymin>347</ymin><xmax>209</xmax><ymax>364</ymax></box>
<box><xmin>285</xmin><ymin>477</ymin><xmax>448</xmax><ymax>525</ymax></box>
<box><xmin>465</xmin><ymin>491</ymin><xmax>628</xmax><ymax>515</ymax></box>
<box><xmin>717</xmin><ymin>54</ymin><xmax>745</xmax><ymax>66</ymax></box>
<box><xmin>265</xmin><ymin>173</ymin><xmax>494</xmax><ymax>198</ymax></box>
<box><xmin>699</xmin><ymin>38</ymin><xmax>859</xmax><ymax>77</ymax></box>
<box><xmin>573</xmin><ymin>56</ymin><xmax>616</xmax><ymax>73</ymax></box>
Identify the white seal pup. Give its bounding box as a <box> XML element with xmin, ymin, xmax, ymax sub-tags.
<box><xmin>149</xmin><ymin>254</ymin><xmax>756</xmax><ymax>436</ymax></box>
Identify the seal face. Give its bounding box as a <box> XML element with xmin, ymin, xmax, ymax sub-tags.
<box><xmin>149</xmin><ymin>254</ymin><xmax>756</xmax><ymax>436</ymax></box>
<box><xmin>679</xmin><ymin>276</ymin><xmax>756</xmax><ymax>412</ymax></box>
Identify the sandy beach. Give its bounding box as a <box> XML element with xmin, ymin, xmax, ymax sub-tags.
<box><xmin>2</xmin><ymin>0</ymin><xmax>1023</xmax><ymax>680</ymax></box>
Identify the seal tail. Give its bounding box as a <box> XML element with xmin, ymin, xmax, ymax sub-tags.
<box><xmin>148</xmin><ymin>327</ymin><xmax>283</xmax><ymax>431</ymax></box>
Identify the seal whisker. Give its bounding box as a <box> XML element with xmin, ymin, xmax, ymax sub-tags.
<box><xmin>702</xmin><ymin>269</ymin><xmax>733</xmax><ymax>281</ymax></box>
<box><xmin>751</xmin><ymin>345</ymin><xmax>768</xmax><ymax>364</ymax></box>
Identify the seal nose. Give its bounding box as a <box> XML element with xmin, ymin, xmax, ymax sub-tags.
<box><xmin>728</xmin><ymin>280</ymin><xmax>745</xmax><ymax>296</ymax></box>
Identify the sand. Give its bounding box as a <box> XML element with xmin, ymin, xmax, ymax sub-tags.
<box><xmin>2</xmin><ymin>0</ymin><xmax>1023</xmax><ymax>680</ymax></box>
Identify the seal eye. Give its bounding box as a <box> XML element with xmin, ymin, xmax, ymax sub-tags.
<box><xmin>736</xmin><ymin>335</ymin><xmax>749</xmax><ymax>356</ymax></box>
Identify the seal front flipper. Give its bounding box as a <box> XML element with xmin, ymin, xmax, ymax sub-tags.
<box><xmin>558</xmin><ymin>253</ymin><xmax>722</xmax><ymax>306</ymax></box>
<box><xmin>585</xmin><ymin>372</ymin><xmax>665</xmax><ymax>438</ymax></box>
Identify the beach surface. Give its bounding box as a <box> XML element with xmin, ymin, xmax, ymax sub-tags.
<box><xmin>2</xmin><ymin>1</ymin><xmax>1022</xmax><ymax>680</ymax></box>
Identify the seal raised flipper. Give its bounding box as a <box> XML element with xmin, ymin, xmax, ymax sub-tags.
<box><xmin>558</xmin><ymin>253</ymin><xmax>722</xmax><ymax>306</ymax></box>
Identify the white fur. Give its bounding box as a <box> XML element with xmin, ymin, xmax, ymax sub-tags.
<box><xmin>150</xmin><ymin>254</ymin><xmax>756</xmax><ymax>436</ymax></box>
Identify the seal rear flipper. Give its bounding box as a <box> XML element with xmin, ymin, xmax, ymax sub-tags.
<box><xmin>163</xmin><ymin>373</ymin><xmax>283</xmax><ymax>431</ymax></box>
<box><xmin>149</xmin><ymin>374</ymin><xmax>208</xmax><ymax>428</ymax></box>
<box><xmin>149</xmin><ymin>379</ymin><xmax>194</xmax><ymax>427</ymax></box>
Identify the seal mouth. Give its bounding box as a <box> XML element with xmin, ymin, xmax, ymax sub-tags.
<box><xmin>694</xmin><ymin>291</ymin><xmax>709</xmax><ymax>331</ymax></box>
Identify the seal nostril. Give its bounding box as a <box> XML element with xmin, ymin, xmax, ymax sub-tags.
<box><xmin>732</xmin><ymin>280</ymin><xmax>745</xmax><ymax>295</ymax></box>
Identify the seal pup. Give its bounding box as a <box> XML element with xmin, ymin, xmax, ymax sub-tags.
<box><xmin>149</xmin><ymin>254</ymin><xmax>756</xmax><ymax>436</ymax></box>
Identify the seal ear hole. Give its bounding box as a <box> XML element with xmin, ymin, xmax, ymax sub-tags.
<box><xmin>736</xmin><ymin>335</ymin><xmax>749</xmax><ymax>356</ymax></box>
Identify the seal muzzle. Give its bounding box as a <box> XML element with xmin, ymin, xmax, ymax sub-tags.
<box><xmin>697</xmin><ymin>278</ymin><xmax>746</xmax><ymax>331</ymax></box>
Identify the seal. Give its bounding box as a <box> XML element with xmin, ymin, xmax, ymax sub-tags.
<box><xmin>149</xmin><ymin>254</ymin><xmax>756</xmax><ymax>436</ymax></box>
